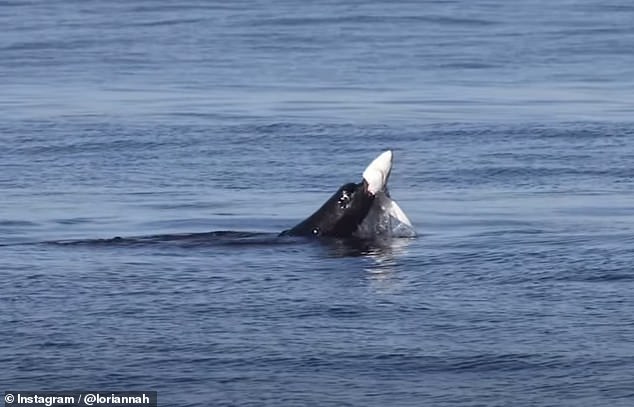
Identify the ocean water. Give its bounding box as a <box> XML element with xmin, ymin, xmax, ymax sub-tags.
<box><xmin>1</xmin><ymin>1</ymin><xmax>634</xmax><ymax>406</ymax></box>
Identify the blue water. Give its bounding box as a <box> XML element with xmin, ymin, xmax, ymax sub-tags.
<box><xmin>2</xmin><ymin>1</ymin><xmax>634</xmax><ymax>406</ymax></box>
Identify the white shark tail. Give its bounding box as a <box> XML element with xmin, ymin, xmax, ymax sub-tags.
<box><xmin>358</xmin><ymin>150</ymin><xmax>416</xmax><ymax>238</ymax></box>
<box><xmin>362</xmin><ymin>150</ymin><xmax>393</xmax><ymax>195</ymax></box>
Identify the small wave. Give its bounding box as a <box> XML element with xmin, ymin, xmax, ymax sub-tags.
<box><xmin>0</xmin><ymin>219</ymin><xmax>39</xmax><ymax>227</ymax></box>
<box><xmin>262</xmin><ymin>352</ymin><xmax>562</xmax><ymax>375</ymax></box>
<box><xmin>554</xmin><ymin>270</ymin><xmax>634</xmax><ymax>283</ymax></box>
<box><xmin>53</xmin><ymin>217</ymin><xmax>95</xmax><ymax>225</ymax></box>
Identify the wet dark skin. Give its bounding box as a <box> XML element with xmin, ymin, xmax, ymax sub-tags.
<box><xmin>280</xmin><ymin>181</ymin><xmax>375</xmax><ymax>238</ymax></box>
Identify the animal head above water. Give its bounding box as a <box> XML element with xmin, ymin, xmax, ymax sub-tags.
<box><xmin>280</xmin><ymin>181</ymin><xmax>376</xmax><ymax>237</ymax></box>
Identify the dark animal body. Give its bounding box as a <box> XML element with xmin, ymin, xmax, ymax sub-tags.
<box><xmin>280</xmin><ymin>181</ymin><xmax>375</xmax><ymax>237</ymax></box>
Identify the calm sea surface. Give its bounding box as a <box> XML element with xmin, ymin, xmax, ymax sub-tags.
<box><xmin>1</xmin><ymin>1</ymin><xmax>634</xmax><ymax>406</ymax></box>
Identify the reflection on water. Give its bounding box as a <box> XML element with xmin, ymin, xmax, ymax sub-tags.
<box><xmin>320</xmin><ymin>235</ymin><xmax>414</xmax><ymax>259</ymax></box>
<box><xmin>363</xmin><ymin>237</ymin><xmax>413</xmax><ymax>283</ymax></box>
